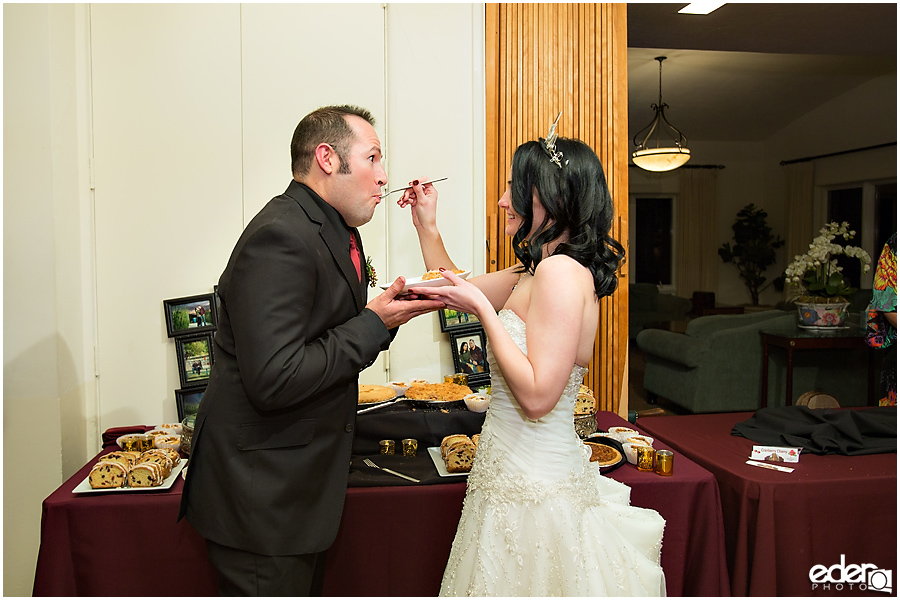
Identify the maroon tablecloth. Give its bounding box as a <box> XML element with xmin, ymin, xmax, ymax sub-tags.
<box><xmin>639</xmin><ymin>410</ymin><xmax>898</xmax><ymax>596</ymax></box>
<box><xmin>33</xmin><ymin>412</ymin><xmax>729</xmax><ymax>596</ymax></box>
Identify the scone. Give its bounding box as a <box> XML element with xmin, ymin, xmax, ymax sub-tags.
<box><xmin>128</xmin><ymin>462</ymin><xmax>164</xmax><ymax>487</ymax></box>
<box><xmin>98</xmin><ymin>451</ymin><xmax>136</xmax><ymax>469</ymax></box>
<box><xmin>574</xmin><ymin>385</ymin><xmax>598</xmax><ymax>416</ymax></box>
<box><xmin>444</xmin><ymin>439</ymin><xmax>477</xmax><ymax>473</ymax></box>
<box><xmin>89</xmin><ymin>461</ymin><xmax>128</xmax><ymax>488</ymax></box>
<box><xmin>441</xmin><ymin>434</ymin><xmax>471</xmax><ymax>459</ymax></box>
<box><xmin>160</xmin><ymin>448</ymin><xmax>181</xmax><ymax>466</ymax></box>
<box><xmin>137</xmin><ymin>449</ymin><xmax>174</xmax><ymax>478</ymax></box>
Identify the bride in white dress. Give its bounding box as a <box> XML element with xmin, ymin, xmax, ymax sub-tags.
<box><xmin>400</xmin><ymin>125</ymin><xmax>666</xmax><ymax>596</ymax></box>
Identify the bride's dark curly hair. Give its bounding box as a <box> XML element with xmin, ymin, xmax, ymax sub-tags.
<box><xmin>509</xmin><ymin>137</ymin><xmax>626</xmax><ymax>298</ymax></box>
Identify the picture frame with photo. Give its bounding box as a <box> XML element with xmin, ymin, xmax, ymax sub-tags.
<box><xmin>449</xmin><ymin>327</ymin><xmax>490</xmax><ymax>388</ymax></box>
<box><xmin>175</xmin><ymin>332</ymin><xmax>215</xmax><ymax>388</ymax></box>
<box><xmin>163</xmin><ymin>293</ymin><xmax>217</xmax><ymax>338</ymax></box>
<box><xmin>175</xmin><ymin>386</ymin><xmax>206</xmax><ymax>422</ymax></box>
<box><xmin>439</xmin><ymin>308</ymin><xmax>481</xmax><ymax>332</ymax></box>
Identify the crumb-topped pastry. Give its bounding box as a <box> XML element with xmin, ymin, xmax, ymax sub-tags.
<box><xmin>421</xmin><ymin>268</ymin><xmax>466</xmax><ymax>280</ymax></box>
<box><xmin>405</xmin><ymin>382</ymin><xmax>472</xmax><ymax>402</ymax></box>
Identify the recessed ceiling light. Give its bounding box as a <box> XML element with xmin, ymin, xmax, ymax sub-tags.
<box><xmin>678</xmin><ymin>2</ymin><xmax>726</xmax><ymax>15</ymax></box>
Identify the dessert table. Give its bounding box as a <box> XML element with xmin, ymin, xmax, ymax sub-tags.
<box><xmin>639</xmin><ymin>409</ymin><xmax>897</xmax><ymax>596</ymax></box>
<box><xmin>33</xmin><ymin>408</ymin><xmax>729</xmax><ymax>596</ymax></box>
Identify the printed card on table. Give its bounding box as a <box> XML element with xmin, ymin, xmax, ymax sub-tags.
<box><xmin>750</xmin><ymin>445</ymin><xmax>801</xmax><ymax>463</ymax></box>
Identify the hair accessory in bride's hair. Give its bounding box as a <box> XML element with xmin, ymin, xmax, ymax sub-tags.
<box><xmin>541</xmin><ymin>111</ymin><xmax>567</xmax><ymax>169</ymax></box>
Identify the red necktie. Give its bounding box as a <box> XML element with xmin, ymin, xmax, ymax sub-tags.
<box><xmin>349</xmin><ymin>233</ymin><xmax>362</xmax><ymax>281</ymax></box>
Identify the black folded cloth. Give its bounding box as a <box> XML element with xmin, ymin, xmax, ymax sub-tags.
<box><xmin>732</xmin><ymin>406</ymin><xmax>897</xmax><ymax>456</ymax></box>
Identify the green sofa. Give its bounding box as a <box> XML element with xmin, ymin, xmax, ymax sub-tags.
<box><xmin>635</xmin><ymin>310</ymin><xmax>870</xmax><ymax>413</ymax></box>
<box><xmin>629</xmin><ymin>283</ymin><xmax>693</xmax><ymax>340</ymax></box>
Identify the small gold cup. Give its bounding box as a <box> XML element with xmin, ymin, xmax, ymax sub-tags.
<box><xmin>635</xmin><ymin>446</ymin><xmax>656</xmax><ymax>472</ymax></box>
<box><xmin>452</xmin><ymin>372</ymin><xmax>469</xmax><ymax>386</ymax></box>
<box><xmin>655</xmin><ymin>450</ymin><xmax>674</xmax><ymax>476</ymax></box>
<box><xmin>121</xmin><ymin>434</ymin><xmax>153</xmax><ymax>453</ymax></box>
<box><xmin>379</xmin><ymin>439</ymin><xmax>396</xmax><ymax>455</ymax></box>
<box><xmin>120</xmin><ymin>435</ymin><xmax>140</xmax><ymax>452</ymax></box>
<box><xmin>444</xmin><ymin>374</ymin><xmax>455</xmax><ymax>383</ymax></box>
<box><xmin>137</xmin><ymin>434</ymin><xmax>154</xmax><ymax>452</ymax></box>
<box><xmin>402</xmin><ymin>438</ymin><xmax>418</xmax><ymax>457</ymax></box>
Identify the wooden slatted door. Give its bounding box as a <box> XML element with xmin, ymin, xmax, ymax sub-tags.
<box><xmin>485</xmin><ymin>3</ymin><xmax>629</xmax><ymax>415</ymax></box>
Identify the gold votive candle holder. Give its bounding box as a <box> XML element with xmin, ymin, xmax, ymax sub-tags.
<box><xmin>635</xmin><ymin>446</ymin><xmax>656</xmax><ymax>472</ymax></box>
<box><xmin>379</xmin><ymin>439</ymin><xmax>396</xmax><ymax>455</ymax></box>
<box><xmin>452</xmin><ymin>372</ymin><xmax>469</xmax><ymax>386</ymax></box>
<box><xmin>655</xmin><ymin>450</ymin><xmax>674</xmax><ymax>476</ymax></box>
<box><xmin>402</xmin><ymin>438</ymin><xmax>418</xmax><ymax>457</ymax></box>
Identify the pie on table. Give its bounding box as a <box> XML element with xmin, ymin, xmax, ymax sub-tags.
<box><xmin>358</xmin><ymin>384</ymin><xmax>397</xmax><ymax>404</ymax></box>
<box><xmin>583</xmin><ymin>441</ymin><xmax>622</xmax><ymax>467</ymax></box>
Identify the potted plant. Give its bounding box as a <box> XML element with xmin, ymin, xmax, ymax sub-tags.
<box><xmin>784</xmin><ymin>221</ymin><xmax>872</xmax><ymax>329</ymax></box>
<box><xmin>718</xmin><ymin>204</ymin><xmax>785</xmax><ymax>306</ymax></box>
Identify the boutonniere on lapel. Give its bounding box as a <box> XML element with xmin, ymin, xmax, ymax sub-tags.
<box><xmin>365</xmin><ymin>256</ymin><xmax>377</xmax><ymax>288</ymax></box>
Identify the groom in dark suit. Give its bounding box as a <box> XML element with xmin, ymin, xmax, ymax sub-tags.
<box><xmin>179</xmin><ymin>105</ymin><xmax>444</xmax><ymax>595</ymax></box>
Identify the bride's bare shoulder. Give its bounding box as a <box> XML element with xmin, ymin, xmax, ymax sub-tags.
<box><xmin>535</xmin><ymin>255</ymin><xmax>590</xmax><ymax>282</ymax></box>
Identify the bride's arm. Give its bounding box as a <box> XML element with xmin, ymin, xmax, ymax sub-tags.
<box><xmin>399</xmin><ymin>181</ymin><xmax>520</xmax><ymax>311</ymax></box>
<box><xmin>487</xmin><ymin>257</ymin><xmax>587</xmax><ymax>419</ymax></box>
<box><xmin>412</xmin><ymin>256</ymin><xmax>587</xmax><ymax>420</ymax></box>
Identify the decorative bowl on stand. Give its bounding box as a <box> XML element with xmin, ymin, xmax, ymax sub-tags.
<box><xmin>795</xmin><ymin>300</ymin><xmax>850</xmax><ymax>331</ymax></box>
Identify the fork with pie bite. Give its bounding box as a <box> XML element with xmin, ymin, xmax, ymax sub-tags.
<box><xmin>362</xmin><ymin>458</ymin><xmax>420</xmax><ymax>483</ymax></box>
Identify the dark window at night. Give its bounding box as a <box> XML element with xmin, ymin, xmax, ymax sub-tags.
<box><xmin>634</xmin><ymin>197</ymin><xmax>673</xmax><ymax>285</ymax></box>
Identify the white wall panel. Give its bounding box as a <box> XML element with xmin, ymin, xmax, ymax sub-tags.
<box><xmin>241</xmin><ymin>2</ymin><xmax>390</xmax><ymax>377</ymax></box>
<box><xmin>240</xmin><ymin>3</ymin><xmax>387</xmax><ymax>222</ymax></box>
<box><xmin>3</xmin><ymin>5</ymin><xmax>63</xmax><ymax>595</ymax></box>
<box><xmin>378</xmin><ymin>3</ymin><xmax>486</xmax><ymax>385</ymax></box>
<box><xmin>89</xmin><ymin>3</ymin><xmax>483</xmax><ymax>423</ymax></box>
<box><xmin>91</xmin><ymin>4</ymin><xmax>244</xmax><ymax>430</ymax></box>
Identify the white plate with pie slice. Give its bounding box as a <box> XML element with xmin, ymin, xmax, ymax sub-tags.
<box><xmin>381</xmin><ymin>270</ymin><xmax>471</xmax><ymax>292</ymax></box>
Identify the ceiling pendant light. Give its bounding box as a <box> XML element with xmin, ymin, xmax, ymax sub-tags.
<box><xmin>632</xmin><ymin>56</ymin><xmax>691</xmax><ymax>172</ymax></box>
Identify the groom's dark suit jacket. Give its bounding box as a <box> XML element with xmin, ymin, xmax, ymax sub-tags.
<box><xmin>179</xmin><ymin>180</ymin><xmax>392</xmax><ymax>556</ymax></box>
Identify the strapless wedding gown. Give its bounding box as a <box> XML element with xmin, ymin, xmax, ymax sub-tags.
<box><xmin>439</xmin><ymin>310</ymin><xmax>667</xmax><ymax>596</ymax></box>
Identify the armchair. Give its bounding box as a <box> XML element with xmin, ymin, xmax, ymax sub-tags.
<box><xmin>636</xmin><ymin>310</ymin><xmax>871</xmax><ymax>413</ymax></box>
<box><xmin>629</xmin><ymin>283</ymin><xmax>692</xmax><ymax>340</ymax></box>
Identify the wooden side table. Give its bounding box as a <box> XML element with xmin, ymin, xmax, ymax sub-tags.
<box><xmin>759</xmin><ymin>326</ymin><xmax>879</xmax><ymax>407</ymax></box>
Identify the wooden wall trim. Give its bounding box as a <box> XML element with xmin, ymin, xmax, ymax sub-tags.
<box><xmin>485</xmin><ymin>3</ymin><xmax>629</xmax><ymax>414</ymax></box>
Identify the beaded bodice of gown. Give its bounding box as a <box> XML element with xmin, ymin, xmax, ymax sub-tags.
<box><xmin>471</xmin><ymin>309</ymin><xmax>592</xmax><ymax>487</ymax></box>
